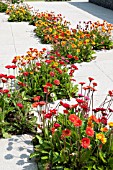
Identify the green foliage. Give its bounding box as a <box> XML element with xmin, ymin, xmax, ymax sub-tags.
<box><xmin>0</xmin><ymin>2</ymin><xmax>8</xmax><ymax>12</ymax></box>
<box><xmin>0</xmin><ymin>89</ymin><xmax>37</xmax><ymax>138</ymax></box>
<box><xmin>12</xmin><ymin>0</ymin><xmax>23</xmax><ymax>4</ymax></box>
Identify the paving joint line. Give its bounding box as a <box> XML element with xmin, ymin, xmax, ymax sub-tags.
<box><xmin>10</xmin><ymin>23</ymin><xmax>17</xmax><ymax>55</ymax></box>
<box><xmin>95</xmin><ymin>61</ymin><xmax>113</xmax><ymax>82</ymax></box>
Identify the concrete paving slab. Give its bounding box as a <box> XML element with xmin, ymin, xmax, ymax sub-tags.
<box><xmin>96</xmin><ymin>49</ymin><xmax>113</xmax><ymax>61</ymax></box>
<box><xmin>0</xmin><ymin>45</ymin><xmax>16</xmax><ymax>55</ymax></box>
<box><xmin>96</xmin><ymin>60</ymin><xmax>113</xmax><ymax>79</ymax></box>
<box><xmin>0</xmin><ymin>134</ymin><xmax>37</xmax><ymax>170</ymax></box>
<box><xmin>0</xmin><ymin>36</ymin><xmax>14</xmax><ymax>45</ymax></box>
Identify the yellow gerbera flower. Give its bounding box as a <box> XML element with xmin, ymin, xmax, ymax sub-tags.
<box><xmin>108</xmin><ymin>122</ymin><xmax>113</xmax><ymax>127</ymax></box>
<box><xmin>96</xmin><ymin>133</ymin><xmax>104</xmax><ymax>140</ymax></box>
<box><xmin>77</xmin><ymin>49</ymin><xmax>80</xmax><ymax>53</ymax></box>
<box><xmin>71</xmin><ymin>44</ymin><xmax>76</xmax><ymax>48</ymax></box>
<box><xmin>61</xmin><ymin>41</ymin><xmax>66</xmax><ymax>47</ymax></box>
<box><xmin>101</xmin><ymin>137</ymin><xmax>107</xmax><ymax>144</ymax></box>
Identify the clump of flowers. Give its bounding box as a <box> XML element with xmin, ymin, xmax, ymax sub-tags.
<box><xmin>13</xmin><ymin>48</ymin><xmax>78</xmax><ymax>102</ymax></box>
<box><xmin>7</xmin><ymin>4</ymin><xmax>32</xmax><ymax>22</ymax></box>
<box><xmin>52</xmin><ymin>31</ymin><xmax>95</xmax><ymax>63</ymax></box>
<box><xmin>33</xmin><ymin>11</ymin><xmax>70</xmax><ymax>44</ymax></box>
<box><xmin>30</xmin><ymin>77</ymin><xmax>113</xmax><ymax>170</ymax></box>
<box><xmin>77</xmin><ymin>20</ymin><xmax>113</xmax><ymax>50</ymax></box>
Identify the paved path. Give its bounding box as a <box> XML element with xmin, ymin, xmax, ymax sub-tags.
<box><xmin>0</xmin><ymin>1</ymin><xmax>113</xmax><ymax>169</ymax></box>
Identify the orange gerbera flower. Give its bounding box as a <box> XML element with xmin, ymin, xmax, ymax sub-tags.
<box><xmin>100</xmin><ymin>127</ymin><xmax>108</xmax><ymax>132</ymax></box>
<box><xmin>62</xmin><ymin>129</ymin><xmax>71</xmax><ymax>137</ymax></box>
<box><xmin>89</xmin><ymin>115</ymin><xmax>99</xmax><ymax>124</ymax></box>
<box><xmin>32</xmin><ymin>102</ymin><xmax>39</xmax><ymax>108</ymax></box>
<box><xmin>87</xmin><ymin>121</ymin><xmax>94</xmax><ymax>128</ymax></box>
<box><xmin>69</xmin><ymin>114</ymin><xmax>79</xmax><ymax>123</ymax></box>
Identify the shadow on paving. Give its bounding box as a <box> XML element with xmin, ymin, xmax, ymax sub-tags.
<box><xmin>68</xmin><ymin>1</ymin><xmax>113</xmax><ymax>24</ymax></box>
<box><xmin>4</xmin><ymin>135</ymin><xmax>37</xmax><ymax>170</ymax></box>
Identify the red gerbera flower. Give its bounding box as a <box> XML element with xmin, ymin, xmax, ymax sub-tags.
<box><xmin>7</xmin><ymin>75</ymin><xmax>15</xmax><ymax>79</ymax></box>
<box><xmin>76</xmin><ymin>98</ymin><xmax>84</xmax><ymax>103</ymax></box>
<box><xmin>33</xmin><ymin>96</ymin><xmax>41</xmax><ymax>101</ymax></box>
<box><xmin>46</xmin><ymin>82</ymin><xmax>52</xmax><ymax>87</ymax></box>
<box><xmin>50</xmin><ymin>71</ymin><xmax>55</xmax><ymax>77</ymax></box>
<box><xmin>81</xmin><ymin>137</ymin><xmax>90</xmax><ymax>149</ymax></box>
<box><xmin>86</xmin><ymin>127</ymin><xmax>94</xmax><ymax>137</ymax></box>
<box><xmin>23</xmin><ymin>72</ymin><xmax>29</xmax><ymax>76</ymax></box>
<box><xmin>17</xmin><ymin>103</ymin><xmax>23</xmax><ymax>109</ymax></box>
<box><xmin>108</xmin><ymin>90</ymin><xmax>113</xmax><ymax>96</ymax></box>
<box><xmin>36</xmin><ymin>62</ymin><xmax>41</xmax><ymax>67</ymax></box>
<box><xmin>67</xmin><ymin>54</ymin><xmax>73</xmax><ymax>59</ymax></box>
<box><xmin>79</xmin><ymin>82</ymin><xmax>85</xmax><ymax>85</ymax></box>
<box><xmin>93</xmin><ymin>82</ymin><xmax>97</xmax><ymax>86</ymax></box>
<box><xmin>54</xmin><ymin>79</ymin><xmax>60</xmax><ymax>85</ymax></box>
<box><xmin>100</xmin><ymin>116</ymin><xmax>107</xmax><ymax>125</ymax></box>
<box><xmin>2</xmin><ymin>78</ymin><xmax>7</xmax><ymax>83</ymax></box>
<box><xmin>39</xmin><ymin>101</ymin><xmax>46</xmax><ymax>106</ymax></box>
<box><xmin>63</xmin><ymin>109</ymin><xmax>69</xmax><ymax>114</ymax></box>
<box><xmin>5</xmin><ymin>65</ymin><xmax>12</xmax><ymax>69</ymax></box>
<box><xmin>3</xmin><ymin>89</ymin><xmax>9</xmax><ymax>94</ymax></box>
<box><xmin>88</xmin><ymin>77</ymin><xmax>94</xmax><ymax>81</ymax></box>
<box><xmin>11</xmin><ymin>65</ymin><xmax>17</xmax><ymax>69</ymax></box>
<box><xmin>62</xmin><ymin>103</ymin><xmax>70</xmax><ymax>109</ymax></box>
<box><xmin>71</xmin><ymin>64</ymin><xmax>78</xmax><ymax>70</ymax></box>
<box><xmin>54</xmin><ymin>123</ymin><xmax>60</xmax><ymax>128</ymax></box>
<box><xmin>44</xmin><ymin>113</ymin><xmax>52</xmax><ymax>119</ymax></box>
<box><xmin>74</xmin><ymin>119</ymin><xmax>82</xmax><ymax>127</ymax></box>
<box><xmin>62</xmin><ymin>129</ymin><xmax>71</xmax><ymax>137</ymax></box>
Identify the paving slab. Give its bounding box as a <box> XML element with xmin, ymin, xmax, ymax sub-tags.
<box><xmin>0</xmin><ymin>134</ymin><xmax>37</xmax><ymax>170</ymax></box>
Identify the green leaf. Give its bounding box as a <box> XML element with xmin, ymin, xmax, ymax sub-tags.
<box><xmin>53</xmin><ymin>166</ymin><xmax>63</xmax><ymax>170</ymax></box>
<box><xmin>41</xmin><ymin>156</ymin><xmax>48</xmax><ymax>160</ymax></box>
<box><xmin>80</xmin><ymin>150</ymin><xmax>91</xmax><ymax>163</ymax></box>
<box><xmin>3</xmin><ymin>132</ymin><xmax>11</xmax><ymax>138</ymax></box>
<box><xmin>99</xmin><ymin>151</ymin><xmax>106</xmax><ymax>163</ymax></box>
<box><xmin>42</xmin><ymin>140</ymin><xmax>52</xmax><ymax>149</ymax></box>
<box><xmin>41</xmin><ymin>150</ymin><xmax>49</xmax><ymax>154</ymax></box>
<box><xmin>49</xmin><ymin>150</ymin><xmax>53</xmax><ymax>160</ymax></box>
<box><xmin>98</xmin><ymin>166</ymin><xmax>104</xmax><ymax>170</ymax></box>
<box><xmin>30</xmin><ymin>152</ymin><xmax>40</xmax><ymax>159</ymax></box>
<box><xmin>36</xmin><ymin>135</ymin><xmax>43</xmax><ymax>144</ymax></box>
<box><xmin>93</xmin><ymin>165</ymin><xmax>97</xmax><ymax>170</ymax></box>
<box><xmin>53</xmin><ymin>152</ymin><xmax>60</xmax><ymax>164</ymax></box>
<box><xmin>45</xmin><ymin>127</ymin><xmax>49</xmax><ymax>137</ymax></box>
<box><xmin>87</xmin><ymin>166</ymin><xmax>93</xmax><ymax>170</ymax></box>
<box><xmin>108</xmin><ymin>157</ymin><xmax>113</xmax><ymax>169</ymax></box>
<box><xmin>90</xmin><ymin>156</ymin><xmax>97</xmax><ymax>162</ymax></box>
